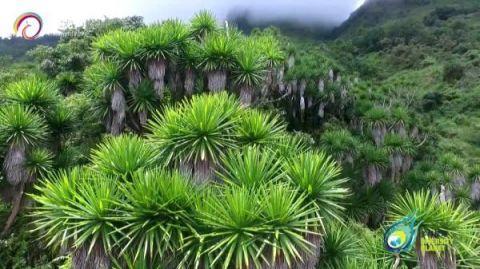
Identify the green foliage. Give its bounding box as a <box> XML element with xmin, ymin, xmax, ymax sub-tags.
<box><xmin>90</xmin><ymin>134</ymin><xmax>157</xmax><ymax>178</ymax></box>
<box><xmin>198</xmin><ymin>31</ymin><xmax>237</xmax><ymax>72</ymax></box>
<box><xmin>0</xmin><ymin>104</ymin><xmax>48</xmax><ymax>147</ymax></box>
<box><xmin>3</xmin><ymin>77</ymin><xmax>60</xmax><ymax>112</ymax></box>
<box><xmin>190</xmin><ymin>10</ymin><xmax>217</xmax><ymax>40</ymax></box>
<box><xmin>148</xmin><ymin>93</ymin><xmax>241</xmax><ymax>166</ymax></box>
<box><xmin>235</xmin><ymin>109</ymin><xmax>285</xmax><ymax>147</ymax></box>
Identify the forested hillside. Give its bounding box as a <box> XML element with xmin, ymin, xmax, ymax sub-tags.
<box><xmin>0</xmin><ymin>1</ymin><xmax>479</xmax><ymax>268</ymax></box>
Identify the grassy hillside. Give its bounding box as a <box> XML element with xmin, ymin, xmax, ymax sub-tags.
<box><xmin>327</xmin><ymin>0</ymin><xmax>480</xmax><ymax>163</ymax></box>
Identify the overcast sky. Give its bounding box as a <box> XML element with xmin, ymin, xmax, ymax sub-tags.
<box><xmin>1</xmin><ymin>0</ymin><xmax>366</xmax><ymax>38</ymax></box>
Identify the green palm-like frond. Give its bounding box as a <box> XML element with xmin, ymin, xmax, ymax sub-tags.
<box><xmin>320</xmin><ymin>129</ymin><xmax>357</xmax><ymax>160</ymax></box>
<box><xmin>0</xmin><ymin>104</ymin><xmax>48</xmax><ymax>147</ymax></box>
<box><xmin>359</xmin><ymin>143</ymin><xmax>389</xmax><ymax>167</ymax></box>
<box><xmin>284</xmin><ymin>151</ymin><xmax>349</xmax><ymax>223</ymax></box>
<box><xmin>235</xmin><ymin>109</ymin><xmax>286</xmax><ymax>147</ymax></box>
<box><xmin>129</xmin><ymin>80</ymin><xmax>159</xmax><ymax>114</ymax></box>
<box><xmin>384</xmin><ymin>133</ymin><xmax>416</xmax><ymax>155</ymax></box>
<box><xmin>148</xmin><ymin>93</ymin><xmax>240</xmax><ymax>166</ymax></box>
<box><xmin>363</xmin><ymin>107</ymin><xmax>390</xmax><ymax>127</ymax></box>
<box><xmin>198</xmin><ymin>31</ymin><xmax>237</xmax><ymax>72</ymax></box>
<box><xmin>116</xmin><ymin>168</ymin><xmax>197</xmax><ymax>261</ymax></box>
<box><xmin>25</xmin><ymin>148</ymin><xmax>53</xmax><ymax>179</ymax></box>
<box><xmin>233</xmin><ymin>40</ymin><xmax>266</xmax><ymax>88</ymax></box>
<box><xmin>190</xmin><ymin>10</ymin><xmax>217</xmax><ymax>40</ymax></box>
<box><xmin>255</xmin><ymin>35</ymin><xmax>285</xmax><ymax>68</ymax></box>
<box><xmin>93</xmin><ymin>30</ymin><xmax>143</xmax><ymax>71</ymax></box>
<box><xmin>3</xmin><ymin>76</ymin><xmax>60</xmax><ymax>112</ymax></box>
<box><xmin>217</xmin><ymin>146</ymin><xmax>283</xmax><ymax>187</ymax></box>
<box><xmin>84</xmin><ymin>61</ymin><xmax>124</xmax><ymax>97</ymax></box>
<box><xmin>90</xmin><ymin>134</ymin><xmax>157</xmax><ymax>178</ymax></box>
<box><xmin>31</xmin><ymin>167</ymin><xmax>120</xmax><ymax>252</ymax></box>
<box><xmin>138</xmin><ymin>24</ymin><xmax>176</xmax><ymax>61</ymax></box>
<box><xmin>317</xmin><ymin>222</ymin><xmax>364</xmax><ymax>269</ymax></box>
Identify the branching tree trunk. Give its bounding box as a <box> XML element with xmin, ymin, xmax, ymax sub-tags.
<box><xmin>3</xmin><ymin>143</ymin><xmax>27</xmax><ymax>186</ymax></box>
<box><xmin>239</xmin><ymin>85</ymin><xmax>254</xmax><ymax>106</ymax></box>
<box><xmin>1</xmin><ymin>183</ymin><xmax>25</xmax><ymax>236</ymax></box>
<box><xmin>128</xmin><ymin>69</ymin><xmax>142</xmax><ymax>89</ymax></box>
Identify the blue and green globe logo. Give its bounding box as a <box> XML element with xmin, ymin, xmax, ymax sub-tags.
<box><xmin>384</xmin><ymin>214</ymin><xmax>419</xmax><ymax>253</ymax></box>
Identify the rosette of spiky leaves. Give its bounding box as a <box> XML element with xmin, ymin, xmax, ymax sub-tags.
<box><xmin>0</xmin><ymin>104</ymin><xmax>48</xmax><ymax>147</ymax></box>
<box><xmin>258</xmin><ymin>183</ymin><xmax>321</xmax><ymax>267</ymax></box>
<box><xmin>469</xmin><ymin>165</ymin><xmax>480</xmax><ymax>183</ymax></box>
<box><xmin>284</xmin><ymin>151</ymin><xmax>349</xmax><ymax>223</ymax></box>
<box><xmin>270</xmin><ymin>132</ymin><xmax>312</xmax><ymax>159</ymax></box>
<box><xmin>217</xmin><ymin>146</ymin><xmax>283</xmax><ymax>187</ymax></box>
<box><xmin>346</xmin><ymin>180</ymin><xmax>396</xmax><ymax>224</ymax></box>
<box><xmin>92</xmin><ymin>30</ymin><xmax>121</xmax><ymax>61</ymax></box>
<box><xmin>148</xmin><ymin>93</ymin><xmax>240</xmax><ymax>167</ymax></box>
<box><xmin>389</xmin><ymin>190</ymin><xmax>480</xmax><ymax>267</ymax></box>
<box><xmin>359</xmin><ymin>143</ymin><xmax>389</xmax><ymax>168</ymax></box>
<box><xmin>190</xmin><ymin>10</ymin><xmax>217</xmax><ymax>41</ymax></box>
<box><xmin>46</xmin><ymin>102</ymin><xmax>74</xmax><ymax>139</ymax></box>
<box><xmin>383</xmin><ymin>134</ymin><xmax>415</xmax><ymax>156</ymax></box>
<box><xmin>30</xmin><ymin>168</ymin><xmax>120</xmax><ymax>252</ymax></box>
<box><xmin>116</xmin><ymin>169</ymin><xmax>197</xmax><ymax>262</ymax></box>
<box><xmin>391</xmin><ymin>106</ymin><xmax>410</xmax><ymax>128</ymax></box>
<box><xmin>235</xmin><ymin>109</ymin><xmax>286</xmax><ymax>147</ymax></box>
<box><xmin>162</xmin><ymin>19</ymin><xmax>191</xmax><ymax>57</ymax></box>
<box><xmin>25</xmin><ymin>148</ymin><xmax>53</xmax><ymax>180</ymax></box>
<box><xmin>90</xmin><ymin>134</ymin><xmax>157</xmax><ymax>179</ymax></box>
<box><xmin>437</xmin><ymin>153</ymin><xmax>465</xmax><ymax>178</ymax></box>
<box><xmin>129</xmin><ymin>79</ymin><xmax>158</xmax><ymax>115</ymax></box>
<box><xmin>138</xmin><ymin>24</ymin><xmax>175</xmax><ymax>63</ymax></box>
<box><xmin>319</xmin><ymin>129</ymin><xmax>357</xmax><ymax>163</ymax></box>
<box><xmin>317</xmin><ymin>222</ymin><xmax>365</xmax><ymax>269</ymax></box>
<box><xmin>100</xmin><ymin>30</ymin><xmax>143</xmax><ymax>72</ymax></box>
<box><xmin>84</xmin><ymin>61</ymin><xmax>124</xmax><ymax>98</ymax></box>
<box><xmin>255</xmin><ymin>35</ymin><xmax>285</xmax><ymax>68</ymax></box>
<box><xmin>3</xmin><ymin>76</ymin><xmax>60</xmax><ymax>113</ymax></box>
<box><xmin>198</xmin><ymin>31</ymin><xmax>237</xmax><ymax>72</ymax></box>
<box><xmin>232</xmin><ymin>39</ymin><xmax>266</xmax><ymax>88</ymax></box>
<box><xmin>362</xmin><ymin>106</ymin><xmax>390</xmax><ymax>128</ymax></box>
<box><xmin>189</xmin><ymin>186</ymin><xmax>263</xmax><ymax>268</ymax></box>
<box><xmin>56</xmin><ymin>71</ymin><xmax>80</xmax><ymax>94</ymax></box>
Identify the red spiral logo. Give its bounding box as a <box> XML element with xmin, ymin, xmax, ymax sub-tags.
<box><xmin>13</xmin><ymin>12</ymin><xmax>43</xmax><ymax>40</ymax></box>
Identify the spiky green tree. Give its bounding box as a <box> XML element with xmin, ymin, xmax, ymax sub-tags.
<box><xmin>320</xmin><ymin>129</ymin><xmax>358</xmax><ymax>166</ymax></box>
<box><xmin>84</xmin><ymin>61</ymin><xmax>126</xmax><ymax>135</ymax></box>
<box><xmin>31</xmin><ymin>168</ymin><xmax>120</xmax><ymax>269</ymax></box>
<box><xmin>255</xmin><ymin>35</ymin><xmax>285</xmax><ymax>97</ymax></box>
<box><xmin>198</xmin><ymin>31</ymin><xmax>237</xmax><ymax>92</ymax></box>
<box><xmin>359</xmin><ymin>143</ymin><xmax>389</xmax><ymax>186</ymax></box>
<box><xmin>469</xmin><ymin>165</ymin><xmax>480</xmax><ymax>202</ymax></box>
<box><xmin>284</xmin><ymin>150</ymin><xmax>349</xmax><ymax>267</ymax></box>
<box><xmin>90</xmin><ymin>134</ymin><xmax>157</xmax><ymax>179</ymax></box>
<box><xmin>0</xmin><ymin>105</ymin><xmax>48</xmax><ymax>234</ymax></box>
<box><xmin>3</xmin><ymin>76</ymin><xmax>60</xmax><ymax>113</ymax></box>
<box><xmin>384</xmin><ymin>133</ymin><xmax>416</xmax><ymax>181</ymax></box>
<box><xmin>93</xmin><ymin>29</ymin><xmax>143</xmax><ymax>89</ymax></box>
<box><xmin>128</xmin><ymin>79</ymin><xmax>159</xmax><ymax>128</ymax></box>
<box><xmin>190</xmin><ymin>10</ymin><xmax>217</xmax><ymax>41</ymax></box>
<box><xmin>137</xmin><ymin>24</ymin><xmax>175</xmax><ymax>99</ymax></box>
<box><xmin>148</xmin><ymin>93</ymin><xmax>240</xmax><ymax>183</ymax></box>
<box><xmin>363</xmin><ymin>107</ymin><xmax>390</xmax><ymax>146</ymax></box>
<box><xmin>116</xmin><ymin>169</ymin><xmax>197</xmax><ymax>265</ymax></box>
<box><xmin>233</xmin><ymin>39</ymin><xmax>266</xmax><ymax>106</ymax></box>
<box><xmin>235</xmin><ymin>109</ymin><xmax>286</xmax><ymax>147</ymax></box>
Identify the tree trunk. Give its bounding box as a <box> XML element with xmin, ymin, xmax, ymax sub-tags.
<box><xmin>294</xmin><ymin>233</ymin><xmax>321</xmax><ymax>269</ymax></box>
<box><xmin>128</xmin><ymin>69</ymin><xmax>142</xmax><ymax>89</ymax></box>
<box><xmin>1</xmin><ymin>183</ymin><xmax>25</xmax><ymax>236</ymax></box>
<box><xmin>207</xmin><ymin>70</ymin><xmax>227</xmax><ymax>92</ymax></box>
<box><xmin>110</xmin><ymin>88</ymin><xmax>126</xmax><ymax>135</ymax></box>
<box><xmin>3</xmin><ymin>143</ymin><xmax>27</xmax><ymax>186</ymax></box>
<box><xmin>364</xmin><ymin>165</ymin><xmax>382</xmax><ymax>186</ymax></box>
<box><xmin>148</xmin><ymin>59</ymin><xmax>167</xmax><ymax>99</ymax></box>
<box><xmin>470</xmin><ymin>181</ymin><xmax>480</xmax><ymax>201</ymax></box>
<box><xmin>372</xmin><ymin>125</ymin><xmax>387</xmax><ymax>146</ymax></box>
<box><xmin>72</xmin><ymin>240</ymin><xmax>111</xmax><ymax>269</ymax></box>
<box><xmin>138</xmin><ymin>111</ymin><xmax>148</xmax><ymax>127</ymax></box>
<box><xmin>184</xmin><ymin>68</ymin><xmax>195</xmax><ymax>97</ymax></box>
<box><xmin>239</xmin><ymin>85</ymin><xmax>253</xmax><ymax>106</ymax></box>
<box><xmin>193</xmin><ymin>158</ymin><xmax>213</xmax><ymax>184</ymax></box>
